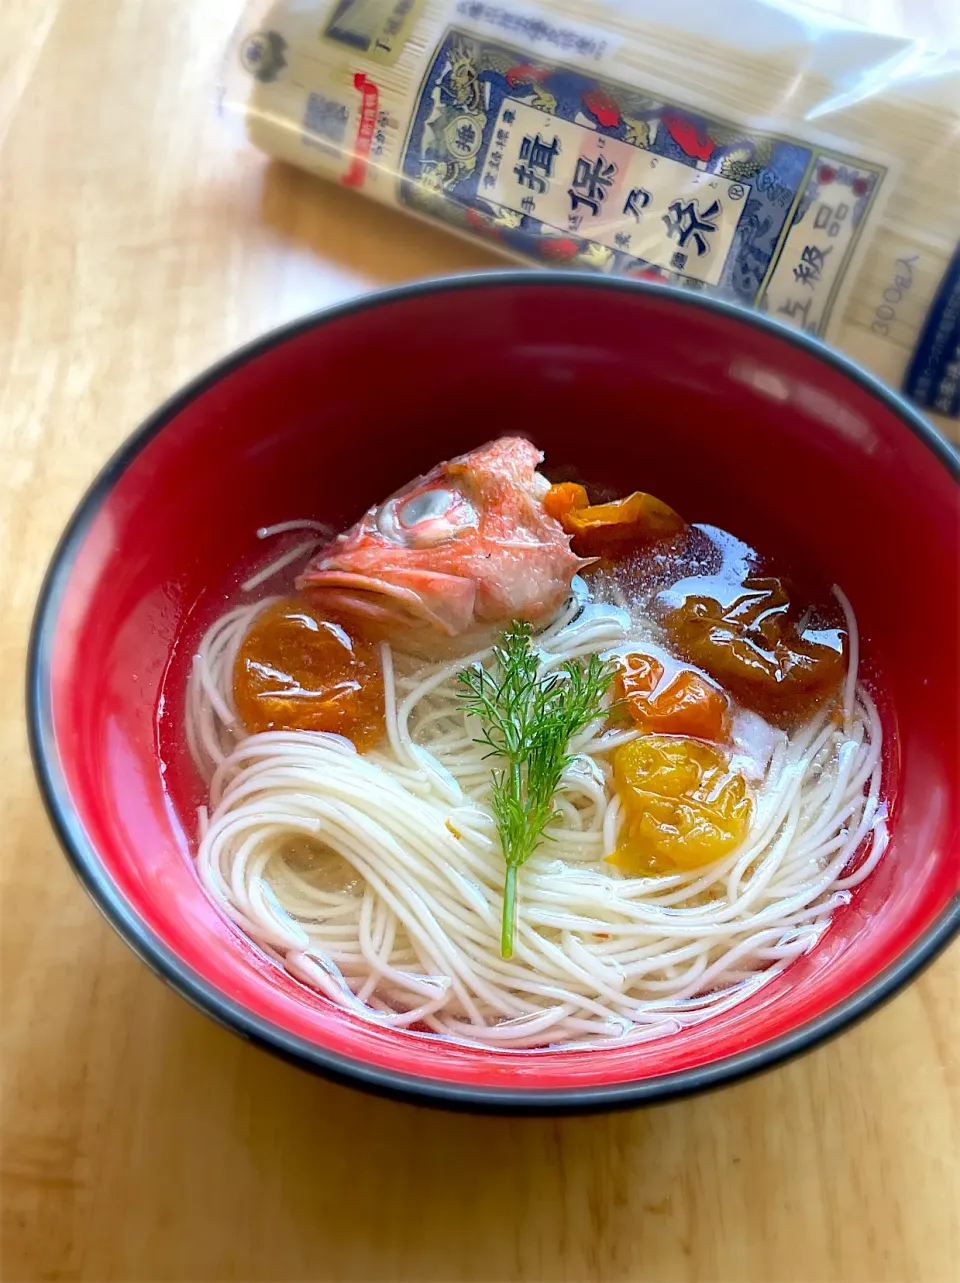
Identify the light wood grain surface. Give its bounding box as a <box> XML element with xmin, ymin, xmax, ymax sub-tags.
<box><xmin>1</xmin><ymin>3</ymin><xmax>957</xmax><ymax>1281</ymax></box>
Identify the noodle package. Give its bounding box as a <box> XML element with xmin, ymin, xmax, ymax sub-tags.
<box><xmin>220</xmin><ymin>0</ymin><xmax>960</xmax><ymax>440</ymax></box>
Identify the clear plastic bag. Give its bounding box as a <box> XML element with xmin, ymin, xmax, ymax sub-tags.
<box><xmin>221</xmin><ymin>0</ymin><xmax>960</xmax><ymax>438</ymax></box>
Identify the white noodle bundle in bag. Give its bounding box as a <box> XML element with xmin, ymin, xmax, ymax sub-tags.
<box><xmin>221</xmin><ymin>0</ymin><xmax>960</xmax><ymax>440</ymax></box>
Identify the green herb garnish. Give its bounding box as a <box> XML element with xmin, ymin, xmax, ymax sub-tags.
<box><xmin>457</xmin><ymin>623</ymin><xmax>615</xmax><ymax>958</ymax></box>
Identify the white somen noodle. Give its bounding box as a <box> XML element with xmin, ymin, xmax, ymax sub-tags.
<box><xmin>185</xmin><ymin>539</ymin><xmax>887</xmax><ymax>1051</ymax></box>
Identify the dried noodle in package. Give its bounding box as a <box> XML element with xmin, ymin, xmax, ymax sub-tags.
<box><xmin>221</xmin><ymin>0</ymin><xmax>960</xmax><ymax>440</ymax></box>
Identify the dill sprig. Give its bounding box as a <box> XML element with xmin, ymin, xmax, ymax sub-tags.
<box><xmin>457</xmin><ymin>623</ymin><xmax>614</xmax><ymax>958</ymax></box>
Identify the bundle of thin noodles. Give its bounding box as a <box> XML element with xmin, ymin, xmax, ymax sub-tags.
<box><xmin>187</xmin><ymin>565</ymin><xmax>887</xmax><ymax>1050</ymax></box>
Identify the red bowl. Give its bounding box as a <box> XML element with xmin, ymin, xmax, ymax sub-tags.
<box><xmin>28</xmin><ymin>274</ymin><xmax>960</xmax><ymax>1111</ymax></box>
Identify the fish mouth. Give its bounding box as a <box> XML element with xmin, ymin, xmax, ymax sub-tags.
<box><xmin>297</xmin><ymin>570</ymin><xmax>477</xmax><ymax>639</ymax></box>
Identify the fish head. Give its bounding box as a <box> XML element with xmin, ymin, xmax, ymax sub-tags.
<box><xmin>297</xmin><ymin>437</ymin><xmax>583</xmax><ymax>653</ymax></box>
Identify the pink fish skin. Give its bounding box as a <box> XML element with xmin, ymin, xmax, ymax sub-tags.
<box><xmin>297</xmin><ymin>437</ymin><xmax>583</xmax><ymax>653</ymax></box>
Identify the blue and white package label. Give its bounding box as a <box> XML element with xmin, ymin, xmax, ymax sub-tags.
<box><xmin>398</xmin><ymin>27</ymin><xmax>887</xmax><ymax>340</ymax></box>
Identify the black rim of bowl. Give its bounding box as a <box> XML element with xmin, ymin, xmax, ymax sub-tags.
<box><xmin>26</xmin><ymin>271</ymin><xmax>960</xmax><ymax>1114</ymax></box>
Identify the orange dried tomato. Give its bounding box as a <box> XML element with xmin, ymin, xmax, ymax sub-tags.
<box><xmin>544</xmin><ymin>483</ymin><xmax>685</xmax><ymax>557</ymax></box>
<box><xmin>615</xmin><ymin>652</ymin><xmax>730</xmax><ymax>742</ymax></box>
<box><xmin>662</xmin><ymin>576</ymin><xmax>846</xmax><ymax>726</ymax></box>
<box><xmin>543</xmin><ymin>481</ymin><xmax>589</xmax><ymax>524</ymax></box>
<box><xmin>234</xmin><ymin>597</ymin><xmax>384</xmax><ymax>749</ymax></box>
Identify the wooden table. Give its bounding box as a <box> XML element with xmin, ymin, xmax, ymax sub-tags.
<box><xmin>2</xmin><ymin>3</ymin><xmax>957</xmax><ymax>1280</ymax></box>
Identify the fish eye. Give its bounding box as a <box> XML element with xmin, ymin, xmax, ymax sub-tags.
<box><xmin>376</xmin><ymin>485</ymin><xmax>477</xmax><ymax>547</ymax></box>
<box><xmin>398</xmin><ymin>487</ymin><xmax>457</xmax><ymax>527</ymax></box>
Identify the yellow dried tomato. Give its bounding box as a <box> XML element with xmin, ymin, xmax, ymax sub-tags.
<box><xmin>608</xmin><ymin>735</ymin><xmax>752</xmax><ymax>875</ymax></box>
<box><xmin>615</xmin><ymin>652</ymin><xmax>730</xmax><ymax>742</ymax></box>
<box><xmin>234</xmin><ymin>597</ymin><xmax>384</xmax><ymax>749</ymax></box>
<box><xmin>544</xmin><ymin>482</ymin><xmax>685</xmax><ymax>557</ymax></box>
<box><xmin>662</xmin><ymin>576</ymin><xmax>846</xmax><ymax>727</ymax></box>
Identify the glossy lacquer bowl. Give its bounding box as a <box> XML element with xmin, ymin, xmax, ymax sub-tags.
<box><xmin>28</xmin><ymin>274</ymin><xmax>960</xmax><ymax>1112</ymax></box>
